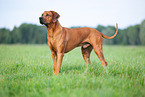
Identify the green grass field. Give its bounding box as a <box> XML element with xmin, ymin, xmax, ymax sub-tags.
<box><xmin>0</xmin><ymin>45</ymin><xmax>145</xmax><ymax>97</ymax></box>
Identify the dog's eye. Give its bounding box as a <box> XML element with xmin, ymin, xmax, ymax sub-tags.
<box><xmin>42</xmin><ymin>14</ymin><xmax>43</xmax><ymax>16</ymax></box>
<box><xmin>46</xmin><ymin>14</ymin><xmax>50</xmax><ymax>16</ymax></box>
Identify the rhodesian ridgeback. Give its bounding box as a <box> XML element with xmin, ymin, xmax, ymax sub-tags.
<box><xmin>39</xmin><ymin>11</ymin><xmax>118</xmax><ymax>75</ymax></box>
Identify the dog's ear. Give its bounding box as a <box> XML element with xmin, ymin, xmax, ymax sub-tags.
<box><xmin>52</xmin><ymin>11</ymin><xmax>60</xmax><ymax>23</ymax></box>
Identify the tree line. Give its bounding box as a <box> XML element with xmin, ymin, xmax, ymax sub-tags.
<box><xmin>0</xmin><ymin>24</ymin><xmax>47</xmax><ymax>44</ymax></box>
<box><xmin>0</xmin><ymin>20</ymin><xmax>145</xmax><ymax>45</ymax></box>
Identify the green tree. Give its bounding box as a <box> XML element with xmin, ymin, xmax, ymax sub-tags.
<box><xmin>19</xmin><ymin>23</ymin><xmax>34</xmax><ymax>43</ymax></box>
<box><xmin>102</xmin><ymin>26</ymin><xmax>116</xmax><ymax>44</ymax></box>
<box><xmin>140</xmin><ymin>20</ymin><xmax>145</xmax><ymax>45</ymax></box>
<box><xmin>32</xmin><ymin>25</ymin><xmax>47</xmax><ymax>44</ymax></box>
<box><xmin>18</xmin><ymin>23</ymin><xmax>47</xmax><ymax>44</ymax></box>
<box><xmin>96</xmin><ymin>25</ymin><xmax>105</xmax><ymax>32</ymax></box>
<box><xmin>11</xmin><ymin>26</ymin><xmax>21</xmax><ymax>43</ymax></box>
<box><xmin>117</xmin><ymin>29</ymin><xmax>129</xmax><ymax>45</ymax></box>
<box><xmin>0</xmin><ymin>28</ymin><xmax>11</xmax><ymax>43</ymax></box>
<box><xmin>127</xmin><ymin>25</ymin><xmax>140</xmax><ymax>45</ymax></box>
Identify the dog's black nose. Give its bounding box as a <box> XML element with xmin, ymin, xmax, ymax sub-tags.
<box><xmin>39</xmin><ymin>17</ymin><xmax>43</xmax><ymax>20</ymax></box>
<box><xmin>39</xmin><ymin>17</ymin><xmax>44</xmax><ymax>24</ymax></box>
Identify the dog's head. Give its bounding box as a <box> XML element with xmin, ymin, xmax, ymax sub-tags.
<box><xmin>39</xmin><ymin>11</ymin><xmax>60</xmax><ymax>26</ymax></box>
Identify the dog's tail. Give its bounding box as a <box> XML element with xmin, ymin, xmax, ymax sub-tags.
<box><xmin>101</xmin><ymin>23</ymin><xmax>118</xmax><ymax>39</ymax></box>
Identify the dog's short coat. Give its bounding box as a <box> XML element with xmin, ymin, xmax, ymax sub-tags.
<box><xmin>39</xmin><ymin>11</ymin><xmax>118</xmax><ymax>75</ymax></box>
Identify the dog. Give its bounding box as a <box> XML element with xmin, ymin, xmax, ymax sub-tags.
<box><xmin>39</xmin><ymin>11</ymin><xmax>118</xmax><ymax>75</ymax></box>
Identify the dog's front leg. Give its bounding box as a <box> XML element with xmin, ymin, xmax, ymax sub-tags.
<box><xmin>55</xmin><ymin>53</ymin><xmax>64</xmax><ymax>75</ymax></box>
<box><xmin>51</xmin><ymin>51</ymin><xmax>57</xmax><ymax>74</ymax></box>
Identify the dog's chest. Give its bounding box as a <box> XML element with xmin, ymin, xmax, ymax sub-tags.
<box><xmin>48</xmin><ymin>37</ymin><xmax>65</xmax><ymax>52</ymax></box>
<box><xmin>48</xmin><ymin>38</ymin><xmax>57</xmax><ymax>48</ymax></box>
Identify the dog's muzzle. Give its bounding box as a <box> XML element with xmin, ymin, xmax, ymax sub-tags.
<box><xmin>39</xmin><ymin>17</ymin><xmax>44</xmax><ymax>24</ymax></box>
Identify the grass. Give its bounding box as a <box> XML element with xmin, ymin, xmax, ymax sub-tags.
<box><xmin>0</xmin><ymin>45</ymin><xmax>145</xmax><ymax>97</ymax></box>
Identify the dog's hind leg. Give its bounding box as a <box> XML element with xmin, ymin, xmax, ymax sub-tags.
<box><xmin>93</xmin><ymin>44</ymin><xmax>108</xmax><ymax>67</ymax></box>
<box><xmin>90</xmin><ymin>35</ymin><xmax>108</xmax><ymax>67</ymax></box>
<box><xmin>81</xmin><ymin>45</ymin><xmax>93</xmax><ymax>67</ymax></box>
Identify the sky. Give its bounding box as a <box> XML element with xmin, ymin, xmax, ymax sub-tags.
<box><xmin>0</xmin><ymin>0</ymin><xmax>145</xmax><ymax>30</ymax></box>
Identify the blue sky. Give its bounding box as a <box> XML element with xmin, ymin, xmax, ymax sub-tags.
<box><xmin>0</xmin><ymin>0</ymin><xmax>145</xmax><ymax>30</ymax></box>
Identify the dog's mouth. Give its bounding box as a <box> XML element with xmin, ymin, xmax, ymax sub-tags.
<box><xmin>39</xmin><ymin>17</ymin><xmax>50</xmax><ymax>26</ymax></box>
<box><xmin>39</xmin><ymin>17</ymin><xmax>45</xmax><ymax>25</ymax></box>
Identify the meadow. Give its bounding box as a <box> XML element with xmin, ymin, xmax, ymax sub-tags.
<box><xmin>0</xmin><ymin>45</ymin><xmax>145</xmax><ymax>97</ymax></box>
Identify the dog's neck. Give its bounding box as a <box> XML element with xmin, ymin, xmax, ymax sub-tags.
<box><xmin>46</xmin><ymin>21</ymin><xmax>63</xmax><ymax>38</ymax></box>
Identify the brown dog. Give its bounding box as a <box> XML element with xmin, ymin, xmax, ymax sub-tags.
<box><xmin>39</xmin><ymin>11</ymin><xmax>118</xmax><ymax>75</ymax></box>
